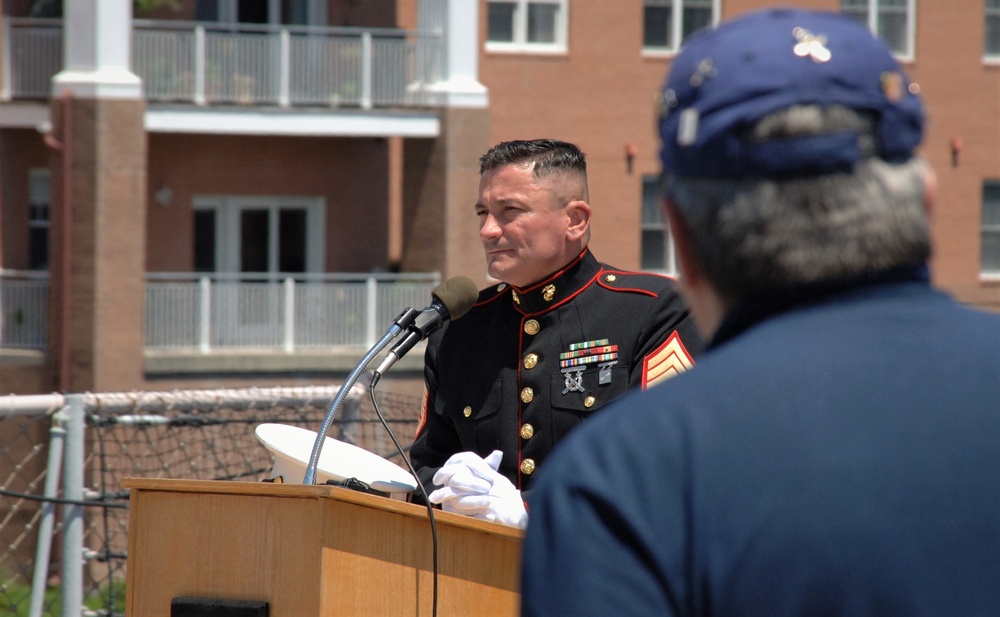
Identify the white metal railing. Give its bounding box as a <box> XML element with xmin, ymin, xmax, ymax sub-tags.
<box><xmin>144</xmin><ymin>271</ymin><xmax>442</xmax><ymax>351</ymax></box>
<box><xmin>0</xmin><ymin>271</ymin><xmax>442</xmax><ymax>352</ymax></box>
<box><xmin>3</xmin><ymin>18</ymin><xmax>443</xmax><ymax>108</ymax></box>
<box><xmin>0</xmin><ymin>269</ymin><xmax>48</xmax><ymax>349</ymax></box>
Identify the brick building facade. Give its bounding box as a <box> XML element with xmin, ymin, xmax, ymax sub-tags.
<box><xmin>0</xmin><ymin>0</ymin><xmax>997</xmax><ymax>395</ymax></box>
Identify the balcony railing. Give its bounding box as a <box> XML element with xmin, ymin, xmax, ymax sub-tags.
<box><xmin>2</xmin><ymin>18</ymin><xmax>443</xmax><ymax>108</ymax></box>
<box><xmin>145</xmin><ymin>271</ymin><xmax>442</xmax><ymax>351</ymax></box>
<box><xmin>0</xmin><ymin>269</ymin><xmax>47</xmax><ymax>349</ymax></box>
<box><xmin>0</xmin><ymin>270</ymin><xmax>443</xmax><ymax>352</ymax></box>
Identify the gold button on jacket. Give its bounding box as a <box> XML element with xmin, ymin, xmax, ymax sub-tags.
<box><xmin>520</xmin><ymin>387</ymin><xmax>534</xmax><ymax>403</ymax></box>
<box><xmin>520</xmin><ymin>458</ymin><xmax>536</xmax><ymax>475</ymax></box>
<box><xmin>408</xmin><ymin>250</ymin><xmax>703</xmax><ymax>495</ymax></box>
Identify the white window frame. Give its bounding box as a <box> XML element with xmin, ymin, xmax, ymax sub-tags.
<box><xmin>981</xmin><ymin>181</ymin><xmax>1000</xmax><ymax>279</ymax></box>
<box><xmin>641</xmin><ymin>175</ymin><xmax>678</xmax><ymax>276</ymax></box>
<box><xmin>985</xmin><ymin>0</ymin><xmax>1000</xmax><ymax>61</ymax></box>
<box><xmin>642</xmin><ymin>0</ymin><xmax>720</xmax><ymax>55</ymax></box>
<box><xmin>841</xmin><ymin>0</ymin><xmax>916</xmax><ymax>60</ymax></box>
<box><xmin>193</xmin><ymin>195</ymin><xmax>326</xmax><ymax>276</ymax></box>
<box><xmin>485</xmin><ymin>0</ymin><xmax>569</xmax><ymax>54</ymax></box>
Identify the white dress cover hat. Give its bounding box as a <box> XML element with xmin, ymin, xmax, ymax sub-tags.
<box><xmin>254</xmin><ymin>423</ymin><xmax>417</xmax><ymax>494</ymax></box>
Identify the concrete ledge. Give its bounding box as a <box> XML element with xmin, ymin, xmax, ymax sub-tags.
<box><xmin>146</xmin><ymin>106</ymin><xmax>441</xmax><ymax>138</ymax></box>
<box><xmin>0</xmin><ymin>348</ymin><xmax>47</xmax><ymax>367</ymax></box>
<box><xmin>144</xmin><ymin>346</ymin><xmax>427</xmax><ymax>375</ymax></box>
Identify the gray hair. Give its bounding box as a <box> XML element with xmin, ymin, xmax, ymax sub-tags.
<box><xmin>663</xmin><ymin>105</ymin><xmax>931</xmax><ymax>302</ymax></box>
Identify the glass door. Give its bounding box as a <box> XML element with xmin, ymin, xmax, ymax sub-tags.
<box><xmin>193</xmin><ymin>195</ymin><xmax>324</xmax><ymax>346</ymax></box>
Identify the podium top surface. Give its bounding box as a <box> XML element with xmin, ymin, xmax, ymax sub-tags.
<box><xmin>121</xmin><ymin>477</ymin><xmax>524</xmax><ymax>540</ymax></box>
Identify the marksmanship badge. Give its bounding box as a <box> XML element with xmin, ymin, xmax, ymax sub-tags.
<box><xmin>559</xmin><ymin>340</ymin><xmax>620</xmax><ymax>393</ymax></box>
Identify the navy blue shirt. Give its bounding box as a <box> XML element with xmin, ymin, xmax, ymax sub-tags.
<box><xmin>522</xmin><ymin>270</ymin><xmax>1000</xmax><ymax>616</ymax></box>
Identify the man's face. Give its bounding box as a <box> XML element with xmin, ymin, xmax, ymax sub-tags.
<box><xmin>476</xmin><ymin>163</ymin><xmax>576</xmax><ymax>288</ymax></box>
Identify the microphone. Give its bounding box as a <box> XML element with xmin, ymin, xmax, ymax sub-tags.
<box><xmin>373</xmin><ymin>276</ymin><xmax>478</xmax><ymax>376</ymax></box>
<box><xmin>303</xmin><ymin>276</ymin><xmax>477</xmax><ymax>485</ymax></box>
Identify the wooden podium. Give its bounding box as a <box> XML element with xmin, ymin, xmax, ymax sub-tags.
<box><xmin>122</xmin><ymin>478</ymin><xmax>523</xmax><ymax>616</ymax></box>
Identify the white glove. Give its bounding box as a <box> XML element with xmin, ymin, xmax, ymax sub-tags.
<box><xmin>428</xmin><ymin>450</ymin><xmax>528</xmax><ymax>529</ymax></box>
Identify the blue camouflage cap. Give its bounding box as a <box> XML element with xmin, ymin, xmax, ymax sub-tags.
<box><xmin>658</xmin><ymin>8</ymin><xmax>925</xmax><ymax>179</ymax></box>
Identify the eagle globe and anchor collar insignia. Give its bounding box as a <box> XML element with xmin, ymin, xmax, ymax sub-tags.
<box><xmin>506</xmin><ymin>249</ymin><xmax>599</xmax><ymax>314</ymax></box>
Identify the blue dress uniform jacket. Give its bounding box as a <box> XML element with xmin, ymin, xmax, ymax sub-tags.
<box><xmin>521</xmin><ymin>268</ymin><xmax>1000</xmax><ymax>616</ymax></box>
<box><xmin>409</xmin><ymin>249</ymin><xmax>702</xmax><ymax>495</ymax></box>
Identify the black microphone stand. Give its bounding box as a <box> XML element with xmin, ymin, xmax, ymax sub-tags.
<box><xmin>302</xmin><ymin>307</ymin><xmax>419</xmax><ymax>485</ymax></box>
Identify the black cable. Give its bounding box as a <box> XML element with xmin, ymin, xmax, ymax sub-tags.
<box><xmin>0</xmin><ymin>486</ymin><xmax>129</xmax><ymax>509</ymax></box>
<box><xmin>369</xmin><ymin>375</ymin><xmax>439</xmax><ymax>617</ymax></box>
<box><xmin>89</xmin><ymin>410</ymin><xmax>123</xmax><ymax>616</ymax></box>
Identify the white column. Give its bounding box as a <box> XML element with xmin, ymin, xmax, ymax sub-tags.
<box><xmin>424</xmin><ymin>0</ymin><xmax>488</xmax><ymax>108</ymax></box>
<box><xmin>52</xmin><ymin>0</ymin><xmax>142</xmax><ymax>98</ymax></box>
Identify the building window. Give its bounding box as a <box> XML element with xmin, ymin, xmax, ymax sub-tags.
<box><xmin>486</xmin><ymin>0</ymin><xmax>567</xmax><ymax>52</ymax></box>
<box><xmin>193</xmin><ymin>208</ymin><xmax>218</xmax><ymax>272</ymax></box>
<box><xmin>987</xmin><ymin>0</ymin><xmax>1000</xmax><ymax>58</ymax></box>
<box><xmin>982</xmin><ymin>182</ymin><xmax>1000</xmax><ymax>276</ymax></box>
<box><xmin>28</xmin><ymin>168</ymin><xmax>50</xmax><ymax>270</ymax></box>
<box><xmin>643</xmin><ymin>0</ymin><xmax>716</xmax><ymax>53</ymax></box>
<box><xmin>193</xmin><ymin>196</ymin><xmax>325</xmax><ymax>275</ymax></box>
<box><xmin>198</xmin><ymin>0</ymin><xmax>327</xmax><ymax>26</ymax></box>
<box><xmin>641</xmin><ymin>176</ymin><xmax>677</xmax><ymax>275</ymax></box>
<box><xmin>841</xmin><ymin>0</ymin><xmax>915</xmax><ymax>58</ymax></box>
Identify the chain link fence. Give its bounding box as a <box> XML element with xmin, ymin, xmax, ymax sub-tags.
<box><xmin>0</xmin><ymin>384</ymin><xmax>422</xmax><ymax>617</ymax></box>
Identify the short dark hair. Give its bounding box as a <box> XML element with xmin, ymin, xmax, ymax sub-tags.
<box><xmin>479</xmin><ymin>139</ymin><xmax>587</xmax><ymax>177</ymax></box>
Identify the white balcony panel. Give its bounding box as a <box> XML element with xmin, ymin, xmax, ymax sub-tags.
<box><xmin>142</xmin><ymin>273</ymin><xmax>442</xmax><ymax>353</ymax></box>
<box><xmin>0</xmin><ymin>102</ymin><xmax>48</xmax><ymax>128</ymax></box>
<box><xmin>144</xmin><ymin>106</ymin><xmax>439</xmax><ymax>137</ymax></box>
<box><xmin>4</xmin><ymin>18</ymin><xmax>446</xmax><ymax>112</ymax></box>
<box><xmin>0</xmin><ymin>273</ymin><xmax>48</xmax><ymax>349</ymax></box>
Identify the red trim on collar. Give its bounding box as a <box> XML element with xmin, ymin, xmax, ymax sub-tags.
<box><xmin>510</xmin><ymin>248</ymin><xmax>589</xmax><ymax>295</ymax></box>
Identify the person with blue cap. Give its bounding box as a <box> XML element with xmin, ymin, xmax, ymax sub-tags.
<box><xmin>520</xmin><ymin>8</ymin><xmax>1000</xmax><ymax>616</ymax></box>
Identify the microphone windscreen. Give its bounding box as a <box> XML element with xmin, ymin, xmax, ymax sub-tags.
<box><xmin>432</xmin><ymin>276</ymin><xmax>478</xmax><ymax>320</ymax></box>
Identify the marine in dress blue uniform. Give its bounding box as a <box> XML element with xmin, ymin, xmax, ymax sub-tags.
<box><xmin>409</xmin><ymin>247</ymin><xmax>701</xmax><ymax>494</ymax></box>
